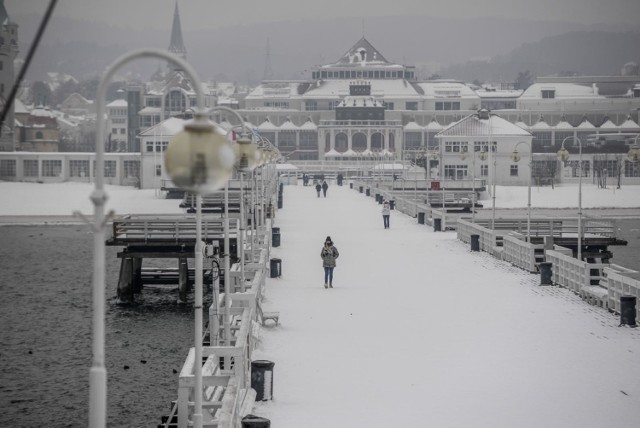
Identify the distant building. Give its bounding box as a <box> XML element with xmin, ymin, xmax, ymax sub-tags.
<box><xmin>60</xmin><ymin>92</ymin><xmax>95</xmax><ymax>116</ymax></box>
<box><xmin>17</xmin><ymin>107</ymin><xmax>60</xmax><ymax>152</ymax></box>
<box><xmin>0</xmin><ymin>0</ymin><xmax>18</xmax><ymax>151</ymax></box>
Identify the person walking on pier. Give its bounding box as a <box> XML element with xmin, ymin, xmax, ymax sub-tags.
<box><xmin>322</xmin><ymin>180</ymin><xmax>329</xmax><ymax>197</ymax></box>
<box><xmin>321</xmin><ymin>236</ymin><xmax>339</xmax><ymax>288</ymax></box>
<box><xmin>315</xmin><ymin>182</ymin><xmax>322</xmax><ymax>197</ymax></box>
<box><xmin>381</xmin><ymin>200</ymin><xmax>391</xmax><ymax>229</ymax></box>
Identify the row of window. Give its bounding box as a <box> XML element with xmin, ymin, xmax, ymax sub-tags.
<box><xmin>0</xmin><ymin>159</ymin><xmax>139</xmax><ymax>178</ymax></box>
<box><xmin>109</xmin><ymin>108</ymin><xmax>127</xmax><ymax>116</ymax></box>
<box><xmin>312</xmin><ymin>70</ymin><xmax>415</xmax><ymax>80</ymax></box>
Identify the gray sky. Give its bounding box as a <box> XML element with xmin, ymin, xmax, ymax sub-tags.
<box><xmin>7</xmin><ymin>0</ymin><xmax>640</xmax><ymax>29</ymax></box>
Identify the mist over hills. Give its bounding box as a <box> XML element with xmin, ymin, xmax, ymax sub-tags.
<box><xmin>13</xmin><ymin>12</ymin><xmax>640</xmax><ymax>85</ymax></box>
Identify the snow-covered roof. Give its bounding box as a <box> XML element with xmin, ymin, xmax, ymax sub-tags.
<box><xmin>424</xmin><ymin>118</ymin><xmax>444</xmax><ymax>131</ymax></box>
<box><xmin>599</xmin><ymin>119</ymin><xmax>619</xmax><ymax>130</ymax></box>
<box><xmin>279</xmin><ymin>120</ymin><xmax>298</xmax><ymax>131</ymax></box>
<box><xmin>324</xmin><ymin>37</ymin><xmax>394</xmax><ymax>68</ymax></box>
<box><xmin>31</xmin><ymin>107</ymin><xmax>55</xmax><ymax>118</ymax></box>
<box><xmin>619</xmin><ymin>116</ymin><xmax>640</xmax><ymax>130</ymax></box>
<box><xmin>304</xmin><ymin>79</ymin><xmax>421</xmax><ymax>99</ymax></box>
<box><xmin>257</xmin><ymin>119</ymin><xmax>278</xmax><ymax>131</ymax></box>
<box><xmin>403</xmin><ymin>121</ymin><xmax>423</xmax><ymax>131</ymax></box>
<box><xmin>520</xmin><ymin>83</ymin><xmax>603</xmax><ymax>99</ymax></box>
<box><xmin>299</xmin><ymin>118</ymin><xmax>317</xmax><ymax>131</ymax></box>
<box><xmin>577</xmin><ymin>118</ymin><xmax>595</xmax><ymax>129</ymax></box>
<box><xmin>139</xmin><ymin>107</ymin><xmax>161</xmax><ymax>115</ymax></box>
<box><xmin>275</xmin><ymin>163</ymin><xmax>299</xmax><ymax>170</ymax></box>
<box><xmin>107</xmin><ymin>99</ymin><xmax>127</xmax><ymax>108</ymax></box>
<box><xmin>514</xmin><ymin>118</ymin><xmax>530</xmax><ymax>130</ymax></box>
<box><xmin>530</xmin><ymin>118</ymin><xmax>552</xmax><ymax>131</ymax></box>
<box><xmin>437</xmin><ymin>113</ymin><xmax>532</xmax><ymax>138</ymax></box>
<box><xmin>415</xmin><ymin>82</ymin><xmax>479</xmax><ymax>99</ymax></box>
<box><xmin>246</xmin><ymin>82</ymin><xmax>301</xmax><ymax>100</ymax></box>
<box><xmin>475</xmin><ymin>89</ymin><xmax>523</xmax><ymax>98</ymax></box>
<box><xmin>14</xmin><ymin>99</ymin><xmax>28</xmax><ymax>114</ymax></box>
<box><xmin>554</xmin><ymin>117</ymin><xmax>574</xmax><ymax>130</ymax></box>
<box><xmin>324</xmin><ymin>149</ymin><xmax>340</xmax><ymax>157</ymax></box>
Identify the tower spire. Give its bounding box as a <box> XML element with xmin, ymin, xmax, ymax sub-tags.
<box><xmin>168</xmin><ymin>1</ymin><xmax>186</xmax><ymax>60</ymax></box>
<box><xmin>263</xmin><ymin>37</ymin><xmax>274</xmax><ymax>81</ymax></box>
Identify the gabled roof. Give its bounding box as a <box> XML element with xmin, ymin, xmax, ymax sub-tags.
<box><xmin>437</xmin><ymin>113</ymin><xmax>532</xmax><ymax>138</ymax></box>
<box><xmin>279</xmin><ymin>119</ymin><xmax>298</xmax><ymax>131</ymax></box>
<box><xmin>258</xmin><ymin>118</ymin><xmax>278</xmax><ymax>131</ymax></box>
<box><xmin>424</xmin><ymin>118</ymin><xmax>444</xmax><ymax>131</ymax></box>
<box><xmin>599</xmin><ymin>118</ymin><xmax>619</xmax><ymax>130</ymax></box>
<box><xmin>530</xmin><ymin>117</ymin><xmax>551</xmax><ymax>131</ymax></box>
<box><xmin>403</xmin><ymin>121</ymin><xmax>423</xmax><ymax>131</ymax></box>
<box><xmin>619</xmin><ymin>116</ymin><xmax>640</xmax><ymax>130</ymax></box>
<box><xmin>326</xmin><ymin>37</ymin><xmax>392</xmax><ymax>68</ymax></box>
<box><xmin>299</xmin><ymin>118</ymin><xmax>317</xmax><ymax>131</ymax></box>
<box><xmin>577</xmin><ymin>117</ymin><xmax>595</xmax><ymax>129</ymax></box>
<box><xmin>554</xmin><ymin>117</ymin><xmax>574</xmax><ymax>130</ymax></box>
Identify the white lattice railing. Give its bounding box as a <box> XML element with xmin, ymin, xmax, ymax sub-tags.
<box><xmin>602</xmin><ymin>265</ymin><xmax>640</xmax><ymax>318</ymax></box>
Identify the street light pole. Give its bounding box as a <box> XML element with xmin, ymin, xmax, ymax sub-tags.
<box><xmin>88</xmin><ymin>48</ymin><xmax>218</xmax><ymax>428</ymax></box>
<box><xmin>511</xmin><ymin>141</ymin><xmax>532</xmax><ymax>241</ymax></box>
<box><xmin>558</xmin><ymin>136</ymin><xmax>583</xmax><ymax>260</ymax></box>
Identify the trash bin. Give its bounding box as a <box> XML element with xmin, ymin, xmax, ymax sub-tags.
<box><xmin>359</xmin><ymin>186</ymin><xmax>363</xmax><ymax>193</ymax></box>
<box><xmin>269</xmin><ymin>258</ymin><xmax>281</xmax><ymax>278</ymax></box>
<box><xmin>418</xmin><ymin>212</ymin><xmax>425</xmax><ymax>224</ymax></box>
<box><xmin>271</xmin><ymin>227</ymin><xmax>280</xmax><ymax>248</ymax></box>
<box><xmin>389</xmin><ymin>200</ymin><xmax>395</xmax><ymax>210</ymax></box>
<box><xmin>539</xmin><ymin>262</ymin><xmax>552</xmax><ymax>285</ymax></box>
<box><xmin>350</xmin><ymin>182</ymin><xmax>353</xmax><ymax>189</ymax></box>
<box><xmin>277</xmin><ymin>198</ymin><xmax>283</xmax><ymax>209</ymax></box>
<box><xmin>431</xmin><ymin>181</ymin><xmax>440</xmax><ymax>190</ymax></box>
<box><xmin>242</xmin><ymin>414</ymin><xmax>271</xmax><ymax>428</ymax></box>
<box><xmin>620</xmin><ymin>296</ymin><xmax>637</xmax><ymax>327</ymax></box>
<box><xmin>470</xmin><ymin>234</ymin><xmax>480</xmax><ymax>252</ymax></box>
<box><xmin>433</xmin><ymin>218</ymin><xmax>442</xmax><ymax>232</ymax></box>
<box><xmin>251</xmin><ymin>360</ymin><xmax>275</xmax><ymax>401</ymax></box>
<box><xmin>366</xmin><ymin>189</ymin><xmax>370</xmax><ymax>197</ymax></box>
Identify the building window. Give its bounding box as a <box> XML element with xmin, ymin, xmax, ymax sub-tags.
<box><xmin>541</xmin><ymin>90</ymin><xmax>555</xmax><ymax>99</ymax></box>
<box><xmin>634</xmin><ymin>88</ymin><xmax>640</xmax><ymax>98</ymax></box>
<box><xmin>444</xmin><ymin>164</ymin><xmax>467</xmax><ymax>180</ymax></box>
<box><xmin>167</xmin><ymin>90</ymin><xmax>186</xmax><ymax>112</ymax></box>
<box><xmin>625</xmin><ymin>160</ymin><xmax>640</xmax><ymax>177</ymax></box>
<box><xmin>480</xmin><ymin>165</ymin><xmax>488</xmax><ymax>177</ymax></box>
<box><xmin>123</xmin><ymin>160</ymin><xmax>140</xmax><ymax>178</ymax></box>
<box><xmin>23</xmin><ymin>160</ymin><xmax>38</xmax><ymax>177</ymax></box>
<box><xmin>42</xmin><ymin>160</ymin><xmax>62</xmax><ymax>177</ymax></box>
<box><xmin>0</xmin><ymin>159</ymin><xmax>16</xmax><ymax>177</ymax></box>
<box><xmin>92</xmin><ymin>160</ymin><xmax>116</xmax><ymax>177</ymax></box>
<box><xmin>146</xmin><ymin>142</ymin><xmax>154</xmax><ymax>152</ymax></box>
<box><xmin>156</xmin><ymin>164</ymin><xmax>162</xmax><ymax>176</ymax></box>
<box><xmin>435</xmin><ymin>101</ymin><xmax>461</xmax><ymax>111</ymax></box>
<box><xmin>510</xmin><ymin>164</ymin><xmax>518</xmax><ymax>176</ymax></box>
<box><xmin>404</xmin><ymin>132</ymin><xmax>422</xmax><ymax>149</ymax></box>
<box><xmin>277</xmin><ymin>132</ymin><xmax>296</xmax><ymax>149</ymax></box>
<box><xmin>300</xmin><ymin>132</ymin><xmax>318</xmax><ymax>149</ymax></box>
<box><xmin>383</xmin><ymin>102</ymin><xmax>394</xmax><ymax>110</ymax></box>
<box><xmin>445</xmin><ymin>141</ymin><xmax>468</xmax><ymax>153</ymax></box>
<box><xmin>328</xmin><ymin>100</ymin><xmax>339</xmax><ymax>110</ymax></box>
<box><xmin>305</xmin><ymin>100</ymin><xmax>317</xmax><ymax>111</ymax></box>
<box><xmin>35</xmin><ymin>131</ymin><xmax>44</xmax><ymax>139</ymax></box>
<box><xmin>406</xmin><ymin>102</ymin><xmax>418</xmax><ymax>110</ymax></box>
<box><xmin>69</xmin><ymin>160</ymin><xmax>89</xmax><ymax>177</ymax></box>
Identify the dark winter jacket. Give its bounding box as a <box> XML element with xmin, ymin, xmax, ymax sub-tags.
<box><xmin>322</xmin><ymin>181</ymin><xmax>329</xmax><ymax>190</ymax></box>
<box><xmin>321</xmin><ymin>244</ymin><xmax>339</xmax><ymax>267</ymax></box>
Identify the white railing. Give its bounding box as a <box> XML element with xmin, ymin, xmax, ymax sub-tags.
<box><xmin>457</xmin><ymin>218</ymin><xmax>502</xmax><ymax>256</ymax></box>
<box><xmin>502</xmin><ymin>233</ymin><xmax>545</xmax><ymax>273</ymax></box>
<box><xmin>545</xmin><ymin>249</ymin><xmax>591</xmax><ymax>294</ymax></box>
<box><xmin>602</xmin><ymin>265</ymin><xmax>640</xmax><ymax>318</ymax></box>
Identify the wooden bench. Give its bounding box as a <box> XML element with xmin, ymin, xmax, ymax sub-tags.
<box><xmin>257</xmin><ymin>302</ymin><xmax>280</xmax><ymax>326</ymax></box>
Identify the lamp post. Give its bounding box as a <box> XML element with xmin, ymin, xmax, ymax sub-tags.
<box><xmin>511</xmin><ymin>141</ymin><xmax>532</xmax><ymax>241</ymax></box>
<box><xmin>557</xmin><ymin>136</ymin><xmax>583</xmax><ymax>261</ymax></box>
<box><xmin>86</xmin><ymin>49</ymin><xmax>235</xmax><ymax>428</ymax></box>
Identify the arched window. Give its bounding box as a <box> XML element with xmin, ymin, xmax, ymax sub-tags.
<box><xmin>335</xmin><ymin>133</ymin><xmax>348</xmax><ymax>153</ymax></box>
<box><xmin>35</xmin><ymin>131</ymin><xmax>44</xmax><ymax>139</ymax></box>
<box><xmin>352</xmin><ymin>133</ymin><xmax>367</xmax><ymax>152</ymax></box>
<box><xmin>371</xmin><ymin>133</ymin><xmax>384</xmax><ymax>152</ymax></box>
<box><xmin>166</xmin><ymin>90</ymin><xmax>186</xmax><ymax>114</ymax></box>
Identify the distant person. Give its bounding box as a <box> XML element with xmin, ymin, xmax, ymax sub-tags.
<box><xmin>322</xmin><ymin>180</ymin><xmax>329</xmax><ymax>197</ymax></box>
<box><xmin>381</xmin><ymin>200</ymin><xmax>391</xmax><ymax>229</ymax></box>
<box><xmin>302</xmin><ymin>173</ymin><xmax>308</xmax><ymax>186</ymax></box>
<box><xmin>320</xmin><ymin>236</ymin><xmax>339</xmax><ymax>288</ymax></box>
<box><xmin>315</xmin><ymin>182</ymin><xmax>322</xmax><ymax>197</ymax></box>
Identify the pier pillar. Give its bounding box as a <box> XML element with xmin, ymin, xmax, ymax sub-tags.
<box><xmin>117</xmin><ymin>257</ymin><xmax>134</xmax><ymax>304</ymax></box>
<box><xmin>178</xmin><ymin>258</ymin><xmax>189</xmax><ymax>303</ymax></box>
<box><xmin>132</xmin><ymin>258</ymin><xmax>143</xmax><ymax>293</ymax></box>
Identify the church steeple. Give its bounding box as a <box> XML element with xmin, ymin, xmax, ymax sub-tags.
<box><xmin>168</xmin><ymin>1</ymin><xmax>186</xmax><ymax>60</ymax></box>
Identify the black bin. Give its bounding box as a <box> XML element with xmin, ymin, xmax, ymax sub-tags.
<box><xmin>539</xmin><ymin>262</ymin><xmax>552</xmax><ymax>285</ymax></box>
<box><xmin>350</xmin><ymin>183</ymin><xmax>353</xmax><ymax>189</ymax></box>
<box><xmin>269</xmin><ymin>258</ymin><xmax>281</xmax><ymax>278</ymax></box>
<box><xmin>470</xmin><ymin>234</ymin><xmax>480</xmax><ymax>252</ymax></box>
<box><xmin>366</xmin><ymin>189</ymin><xmax>370</xmax><ymax>196</ymax></box>
<box><xmin>433</xmin><ymin>218</ymin><xmax>442</xmax><ymax>232</ymax></box>
<box><xmin>251</xmin><ymin>360</ymin><xmax>275</xmax><ymax>401</ymax></box>
<box><xmin>272</xmin><ymin>227</ymin><xmax>280</xmax><ymax>248</ymax></box>
<box><xmin>359</xmin><ymin>186</ymin><xmax>363</xmax><ymax>193</ymax></box>
<box><xmin>389</xmin><ymin>200</ymin><xmax>395</xmax><ymax>210</ymax></box>
<box><xmin>418</xmin><ymin>212</ymin><xmax>425</xmax><ymax>224</ymax></box>
<box><xmin>242</xmin><ymin>414</ymin><xmax>270</xmax><ymax>428</ymax></box>
<box><xmin>620</xmin><ymin>296</ymin><xmax>637</xmax><ymax>327</ymax></box>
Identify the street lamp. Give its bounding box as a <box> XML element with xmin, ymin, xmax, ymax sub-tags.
<box><xmin>87</xmin><ymin>48</ymin><xmax>234</xmax><ymax>428</ymax></box>
<box><xmin>511</xmin><ymin>141</ymin><xmax>532</xmax><ymax>242</ymax></box>
<box><xmin>557</xmin><ymin>136</ymin><xmax>583</xmax><ymax>261</ymax></box>
<box><xmin>627</xmin><ymin>134</ymin><xmax>640</xmax><ymax>161</ymax></box>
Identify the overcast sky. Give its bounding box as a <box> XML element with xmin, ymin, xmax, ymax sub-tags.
<box><xmin>7</xmin><ymin>0</ymin><xmax>640</xmax><ymax>29</ymax></box>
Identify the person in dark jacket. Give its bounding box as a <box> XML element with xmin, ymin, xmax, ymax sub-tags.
<box><xmin>321</xmin><ymin>180</ymin><xmax>329</xmax><ymax>197</ymax></box>
<box><xmin>381</xmin><ymin>200</ymin><xmax>391</xmax><ymax>229</ymax></box>
<box><xmin>320</xmin><ymin>236</ymin><xmax>339</xmax><ymax>288</ymax></box>
<box><xmin>315</xmin><ymin>182</ymin><xmax>322</xmax><ymax>197</ymax></box>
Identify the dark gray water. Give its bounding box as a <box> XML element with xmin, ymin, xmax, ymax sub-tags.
<box><xmin>0</xmin><ymin>225</ymin><xmax>200</xmax><ymax>427</ymax></box>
